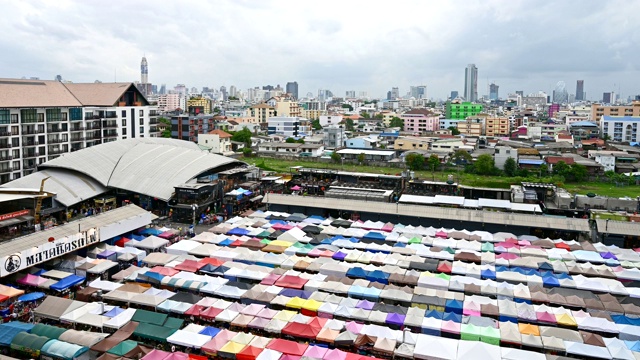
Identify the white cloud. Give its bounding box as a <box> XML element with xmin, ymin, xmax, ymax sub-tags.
<box><xmin>0</xmin><ymin>0</ymin><xmax>639</xmax><ymax>100</ymax></box>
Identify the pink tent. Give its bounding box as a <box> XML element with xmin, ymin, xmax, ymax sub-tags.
<box><xmin>463</xmin><ymin>301</ymin><xmax>481</xmax><ymax>317</ymax></box>
<box><xmin>256</xmin><ymin>308</ymin><xmax>278</xmax><ymax>319</ymax></box>
<box><xmin>202</xmin><ymin>330</ymin><xmax>238</xmax><ymax>355</ymax></box>
<box><xmin>381</xmin><ymin>223</ymin><xmax>394</xmax><ymax>232</ymax></box>
<box><xmin>323</xmin><ymin>349</ymin><xmax>347</xmax><ymax>360</ymax></box>
<box><xmin>291</xmin><ymin>186</ymin><xmax>301</xmax><ymax>191</ymax></box>
<box><xmin>307</xmin><ymin>248</ymin><xmax>323</xmax><ymax>257</ymax></box>
<box><xmin>495</xmin><ymin>242</ymin><xmax>519</xmax><ymax>249</ymax></box>
<box><xmin>345</xmin><ymin>321</ymin><xmax>363</xmax><ymax>334</ymax></box>
<box><xmin>496</xmin><ymin>253</ymin><xmax>520</xmax><ymax>260</ymax></box>
<box><xmin>260</xmin><ymin>273</ymin><xmax>281</xmax><ymax>286</ymax></box>
<box><xmin>17</xmin><ymin>274</ymin><xmax>47</xmax><ymax>287</ymax></box>
<box><xmin>141</xmin><ymin>349</ymin><xmax>172</xmax><ymax>360</ymax></box>
<box><xmin>242</xmin><ymin>304</ymin><xmax>266</xmax><ymax>316</ymax></box>
<box><xmin>536</xmin><ymin>311</ymin><xmax>557</xmax><ymax>324</ymax></box>
<box><xmin>435</xmin><ymin>231</ymin><xmax>448</xmax><ymax>238</ymax></box>
<box><xmin>164</xmin><ymin>353</ymin><xmax>189</xmax><ymax>360</ymax></box>
<box><xmin>440</xmin><ymin>320</ymin><xmax>460</xmax><ymax>335</ymax></box>
<box><xmin>303</xmin><ymin>346</ymin><xmax>328</xmax><ymax>359</ymax></box>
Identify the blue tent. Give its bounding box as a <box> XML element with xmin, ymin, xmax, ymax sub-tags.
<box><xmin>104</xmin><ymin>307</ymin><xmax>125</xmax><ymax>318</ymax></box>
<box><xmin>346</xmin><ymin>267</ymin><xmax>369</xmax><ymax>279</ymax></box>
<box><xmin>227</xmin><ymin>228</ymin><xmax>250</xmax><ymax>236</ymax></box>
<box><xmin>366</xmin><ymin>270</ymin><xmax>389</xmax><ymax>285</ymax></box>
<box><xmin>425</xmin><ymin>310</ymin><xmax>444</xmax><ymax>319</ymax></box>
<box><xmin>556</xmin><ymin>272</ymin><xmax>572</xmax><ymax>279</ymax></box>
<box><xmin>142</xmin><ymin>271</ymin><xmax>165</xmax><ymax>283</ymax></box>
<box><xmin>613</xmin><ymin>315</ymin><xmax>640</xmax><ymax>326</ymax></box>
<box><xmin>320</xmin><ymin>238</ymin><xmax>334</xmax><ymax>245</ymax></box>
<box><xmin>480</xmin><ymin>269</ymin><xmax>496</xmax><ymax>280</ymax></box>
<box><xmin>625</xmin><ymin>340</ymin><xmax>640</xmax><ymax>352</ymax></box>
<box><xmin>308</xmin><ymin>215</ymin><xmax>325</xmax><ymax>222</ymax></box>
<box><xmin>219</xmin><ymin>238</ymin><xmax>234</xmax><ymax>247</ymax></box>
<box><xmin>361</xmin><ymin>287</ymin><xmax>381</xmax><ymax>301</ymax></box>
<box><xmin>18</xmin><ymin>292</ymin><xmax>45</xmax><ymax>302</ymax></box>
<box><xmin>199</xmin><ymin>326</ymin><xmax>221</xmax><ymax>337</ymax></box>
<box><xmin>495</xmin><ymin>266</ymin><xmax>509</xmax><ymax>273</ymax></box>
<box><xmin>445</xmin><ymin>299</ymin><xmax>463</xmax><ymax>315</ymax></box>
<box><xmin>362</xmin><ymin>232</ymin><xmax>386</xmax><ymax>242</ymax></box>
<box><xmin>269</xmin><ymin>220</ymin><xmax>287</xmax><ymax>225</ymax></box>
<box><xmin>131</xmin><ymin>234</ymin><xmax>146</xmax><ymax>241</ymax></box>
<box><xmin>139</xmin><ymin>228</ymin><xmax>162</xmax><ymax>236</ymax></box>
<box><xmin>0</xmin><ymin>322</ymin><xmax>34</xmax><ymax>346</ymax></box>
<box><xmin>442</xmin><ymin>312</ymin><xmax>462</xmax><ymax>323</ymax></box>
<box><xmin>542</xmin><ymin>276</ymin><xmax>560</xmax><ymax>287</ymax></box>
<box><xmin>50</xmin><ymin>275</ymin><xmax>85</xmax><ymax>291</ymax></box>
<box><xmin>348</xmin><ymin>286</ymin><xmax>367</xmax><ymax>299</ymax></box>
<box><xmin>394</xmin><ymin>243</ymin><xmax>406</xmax><ymax>248</ymax></box>
<box><xmin>199</xmin><ymin>264</ymin><xmax>220</xmax><ymax>274</ymax></box>
<box><xmin>500</xmin><ymin>314</ymin><xmax>518</xmax><ymax>323</ymax></box>
<box><xmin>279</xmin><ymin>289</ymin><xmax>312</xmax><ymax>299</ymax></box>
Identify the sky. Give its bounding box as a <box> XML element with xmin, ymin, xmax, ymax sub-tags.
<box><xmin>1</xmin><ymin>0</ymin><xmax>639</xmax><ymax>100</ymax></box>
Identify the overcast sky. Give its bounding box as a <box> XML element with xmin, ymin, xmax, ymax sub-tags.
<box><xmin>1</xmin><ymin>0</ymin><xmax>639</xmax><ymax>100</ymax></box>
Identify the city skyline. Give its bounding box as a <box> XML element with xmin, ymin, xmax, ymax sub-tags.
<box><xmin>1</xmin><ymin>0</ymin><xmax>639</xmax><ymax>100</ymax></box>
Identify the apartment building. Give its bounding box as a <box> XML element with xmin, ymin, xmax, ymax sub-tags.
<box><xmin>198</xmin><ymin>129</ymin><xmax>233</xmax><ymax>155</ymax></box>
<box><xmin>456</xmin><ymin>118</ymin><xmax>483</xmax><ymax>137</ymax></box>
<box><xmin>322</xmin><ymin>125</ymin><xmax>345</xmax><ymax>149</ymax></box>
<box><xmin>601</xmin><ymin>116</ymin><xmax>640</xmax><ymax>143</ymax></box>
<box><xmin>157</xmin><ymin>93</ymin><xmax>185</xmax><ymax>112</ymax></box>
<box><xmin>267</xmin><ymin>116</ymin><xmax>309</xmax><ymax>138</ymax></box>
<box><xmin>247</xmin><ymin>103</ymin><xmax>275</xmax><ymax>126</ymax></box>
<box><xmin>591</xmin><ymin>101</ymin><xmax>640</xmax><ymax>121</ymax></box>
<box><xmin>187</xmin><ymin>97</ymin><xmax>212</xmax><ymax>114</ymax></box>
<box><xmin>401</xmin><ymin>109</ymin><xmax>439</xmax><ymax>134</ymax></box>
<box><xmin>393</xmin><ymin>136</ymin><xmax>433</xmax><ymax>151</ymax></box>
<box><xmin>170</xmin><ymin>114</ymin><xmax>216</xmax><ymax>143</ymax></box>
<box><xmin>0</xmin><ymin>79</ymin><xmax>158</xmax><ymax>184</ymax></box>
<box><xmin>485</xmin><ymin>117</ymin><xmax>510</xmax><ymax>137</ymax></box>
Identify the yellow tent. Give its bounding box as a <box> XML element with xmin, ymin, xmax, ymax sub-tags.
<box><xmin>285</xmin><ymin>297</ymin><xmax>306</xmax><ymax>309</ymax></box>
<box><xmin>301</xmin><ymin>299</ymin><xmax>323</xmax><ymax>312</ymax></box>
<box><xmin>273</xmin><ymin>310</ymin><xmax>297</xmax><ymax>322</ymax></box>
<box><xmin>219</xmin><ymin>341</ymin><xmax>247</xmax><ymax>355</ymax></box>
<box><xmin>555</xmin><ymin>313</ymin><xmax>577</xmax><ymax>327</ymax></box>
<box><xmin>518</xmin><ymin>323</ymin><xmax>540</xmax><ymax>336</ymax></box>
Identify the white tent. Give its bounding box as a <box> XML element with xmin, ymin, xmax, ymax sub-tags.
<box><xmin>564</xmin><ymin>341</ymin><xmax>613</xmax><ymax>360</ymax></box>
<box><xmin>455</xmin><ymin>340</ymin><xmax>501</xmax><ymax>360</ymax></box>
<box><xmin>413</xmin><ymin>334</ymin><xmax>458</xmax><ymax>360</ymax></box>
<box><xmin>167</xmin><ymin>329</ymin><xmax>212</xmax><ymax>348</ymax></box>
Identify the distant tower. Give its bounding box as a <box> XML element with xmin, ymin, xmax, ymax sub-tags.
<box><xmin>489</xmin><ymin>83</ymin><xmax>499</xmax><ymax>100</ymax></box>
<box><xmin>55</xmin><ymin>75</ymin><xmax>62</xmax><ymax>82</ymax></box>
<box><xmin>141</xmin><ymin>56</ymin><xmax>148</xmax><ymax>84</ymax></box>
<box><xmin>575</xmin><ymin>80</ymin><xmax>585</xmax><ymax>101</ymax></box>
<box><xmin>286</xmin><ymin>82</ymin><xmax>299</xmax><ymax>99</ymax></box>
<box><xmin>464</xmin><ymin>64</ymin><xmax>478</xmax><ymax>102</ymax></box>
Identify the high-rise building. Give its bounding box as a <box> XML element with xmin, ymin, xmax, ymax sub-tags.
<box><xmin>515</xmin><ymin>91</ymin><xmax>524</xmax><ymax>97</ymax></box>
<box><xmin>489</xmin><ymin>83</ymin><xmax>499</xmax><ymax>100</ymax></box>
<box><xmin>576</xmin><ymin>80</ymin><xmax>585</xmax><ymax>101</ymax></box>
<box><xmin>603</xmin><ymin>92</ymin><xmax>612</xmax><ymax>104</ymax></box>
<box><xmin>220</xmin><ymin>86</ymin><xmax>227</xmax><ymax>101</ymax></box>
<box><xmin>159</xmin><ymin>84</ymin><xmax>166</xmax><ymax>95</ymax></box>
<box><xmin>229</xmin><ymin>85</ymin><xmax>237</xmax><ymax>98</ymax></box>
<box><xmin>464</xmin><ymin>64</ymin><xmax>478</xmax><ymax>102</ymax></box>
<box><xmin>286</xmin><ymin>82</ymin><xmax>299</xmax><ymax>99</ymax></box>
<box><xmin>345</xmin><ymin>90</ymin><xmax>356</xmax><ymax>98</ymax></box>
<box><xmin>552</xmin><ymin>81</ymin><xmax>568</xmax><ymax>103</ymax></box>
<box><xmin>141</xmin><ymin>57</ymin><xmax>148</xmax><ymax>84</ymax></box>
<box><xmin>450</xmin><ymin>91</ymin><xmax>459</xmax><ymax>99</ymax></box>
<box><xmin>390</xmin><ymin>87</ymin><xmax>400</xmax><ymax>100</ymax></box>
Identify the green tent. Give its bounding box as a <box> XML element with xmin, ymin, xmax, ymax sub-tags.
<box><xmin>480</xmin><ymin>326</ymin><xmax>500</xmax><ymax>345</ymax></box>
<box><xmin>163</xmin><ymin>317</ymin><xmax>184</xmax><ymax>329</ymax></box>
<box><xmin>435</xmin><ymin>273</ymin><xmax>451</xmax><ymax>281</ymax></box>
<box><xmin>460</xmin><ymin>323</ymin><xmax>481</xmax><ymax>341</ymax></box>
<box><xmin>30</xmin><ymin>323</ymin><xmax>67</xmax><ymax>340</ymax></box>
<box><xmin>10</xmin><ymin>332</ymin><xmax>49</xmax><ymax>357</ymax></box>
<box><xmin>260</xmin><ymin>239</ymin><xmax>272</xmax><ymax>244</ymax></box>
<box><xmin>256</xmin><ymin>231</ymin><xmax>272</xmax><ymax>238</ymax></box>
<box><xmin>481</xmin><ymin>242</ymin><xmax>494</xmax><ymax>252</ymax></box>
<box><xmin>408</xmin><ymin>237</ymin><xmax>422</xmax><ymax>244</ymax></box>
<box><xmin>133</xmin><ymin>323</ymin><xmax>176</xmax><ymax>342</ymax></box>
<box><xmin>107</xmin><ymin>340</ymin><xmax>139</xmax><ymax>356</ymax></box>
<box><xmin>132</xmin><ymin>309</ymin><xmax>168</xmax><ymax>326</ymax></box>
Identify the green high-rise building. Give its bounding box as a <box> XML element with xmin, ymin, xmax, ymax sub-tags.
<box><xmin>445</xmin><ymin>101</ymin><xmax>483</xmax><ymax>119</ymax></box>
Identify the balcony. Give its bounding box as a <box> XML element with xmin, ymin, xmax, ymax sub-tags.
<box><xmin>103</xmin><ymin>112</ymin><xmax>118</xmax><ymax>119</ymax></box>
<box><xmin>21</xmin><ymin>129</ymin><xmax>39</xmax><ymax>135</ymax></box>
<box><xmin>0</xmin><ymin>155</ymin><xmax>12</xmax><ymax>161</ymax></box>
<box><xmin>103</xmin><ymin>131</ymin><xmax>118</xmax><ymax>138</ymax></box>
<box><xmin>23</xmin><ymin>164</ymin><xmax>36</xmax><ymax>170</ymax></box>
<box><xmin>23</xmin><ymin>141</ymin><xmax>39</xmax><ymax>147</ymax></box>
<box><xmin>150</xmin><ymin>119</ymin><xmax>158</xmax><ymax>124</ymax></box>
<box><xmin>0</xmin><ymin>167</ymin><xmax>12</xmax><ymax>174</ymax></box>
<box><xmin>86</xmin><ymin>125</ymin><xmax>102</xmax><ymax>130</ymax></box>
<box><xmin>23</xmin><ymin>152</ymin><xmax>39</xmax><ymax>159</ymax></box>
<box><xmin>70</xmin><ymin>126</ymin><xmax>85</xmax><ymax>132</ymax></box>
<box><xmin>86</xmin><ymin>134</ymin><xmax>102</xmax><ymax>140</ymax></box>
<box><xmin>0</xmin><ymin>143</ymin><xmax>11</xmax><ymax>149</ymax></box>
<box><xmin>47</xmin><ymin>127</ymin><xmax>66</xmax><ymax>133</ymax></box>
<box><xmin>102</xmin><ymin>121</ymin><xmax>118</xmax><ymax>128</ymax></box>
<box><xmin>70</xmin><ymin>137</ymin><xmax>85</xmax><ymax>142</ymax></box>
<box><xmin>47</xmin><ymin>138</ymin><xmax>66</xmax><ymax>144</ymax></box>
<box><xmin>48</xmin><ymin>149</ymin><xmax>67</xmax><ymax>155</ymax></box>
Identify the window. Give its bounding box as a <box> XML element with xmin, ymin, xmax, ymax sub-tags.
<box><xmin>69</xmin><ymin>108</ymin><xmax>83</xmax><ymax>120</ymax></box>
<box><xmin>139</xmin><ymin>118</ymin><xmax>144</xmax><ymax>125</ymax></box>
<box><xmin>11</xmin><ymin>114</ymin><xmax>18</xmax><ymax>123</ymax></box>
<box><xmin>122</xmin><ymin>128</ymin><xmax>127</xmax><ymax>136</ymax></box>
<box><xmin>46</xmin><ymin>108</ymin><xmax>63</xmax><ymax>122</ymax></box>
<box><xmin>0</xmin><ymin>110</ymin><xmax>9</xmax><ymax>124</ymax></box>
<box><xmin>121</xmin><ymin>110</ymin><xmax>126</xmax><ymax>117</ymax></box>
<box><xmin>140</xmin><ymin>127</ymin><xmax>144</xmax><ymax>134</ymax></box>
<box><xmin>38</xmin><ymin>113</ymin><xmax>44</xmax><ymax>122</ymax></box>
<box><xmin>20</xmin><ymin>109</ymin><xmax>38</xmax><ymax>123</ymax></box>
<box><xmin>122</xmin><ymin>119</ymin><xmax>127</xmax><ymax>127</ymax></box>
<box><xmin>139</xmin><ymin>110</ymin><xmax>144</xmax><ymax>117</ymax></box>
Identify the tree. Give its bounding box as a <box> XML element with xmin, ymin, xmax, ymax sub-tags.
<box><xmin>357</xmin><ymin>153</ymin><xmax>365</xmax><ymax>164</ymax></box>
<box><xmin>374</xmin><ymin>114</ymin><xmax>384</xmax><ymax>120</ymax></box>
<box><xmin>345</xmin><ymin>119</ymin><xmax>355</xmax><ymax>131</ymax></box>
<box><xmin>311</xmin><ymin>119</ymin><xmax>322</xmax><ymax>130</ymax></box>
<box><xmin>232</xmin><ymin>127</ymin><xmax>252</xmax><ymax>147</ymax></box>
<box><xmin>285</xmin><ymin>137</ymin><xmax>296</xmax><ymax>143</ymax></box>
<box><xmin>427</xmin><ymin>154</ymin><xmax>440</xmax><ymax>172</ymax></box>
<box><xmin>331</xmin><ymin>152</ymin><xmax>342</xmax><ymax>164</ymax></box>
<box><xmin>341</xmin><ymin>104</ymin><xmax>353</xmax><ymax>111</ymax></box>
<box><xmin>448</xmin><ymin>126</ymin><xmax>460</xmax><ymax>136</ymax></box>
<box><xmin>242</xmin><ymin>147</ymin><xmax>253</xmax><ymax>157</ymax></box>
<box><xmin>361</xmin><ymin>112</ymin><xmax>370</xmax><ymax>119</ymax></box>
<box><xmin>570</xmin><ymin>163</ymin><xmax>588</xmax><ymax>182</ymax></box>
<box><xmin>405</xmin><ymin>153</ymin><xmax>425</xmax><ymax>171</ymax></box>
<box><xmin>538</xmin><ymin>164</ymin><xmax>549</xmax><ymax>177</ymax></box>
<box><xmin>389</xmin><ymin>117</ymin><xmax>404</xmax><ymax>129</ymax></box>
<box><xmin>503</xmin><ymin>157</ymin><xmax>517</xmax><ymax>177</ymax></box>
<box><xmin>161</xmin><ymin>128</ymin><xmax>171</xmax><ymax>138</ymax></box>
<box><xmin>451</xmin><ymin>150</ymin><xmax>472</xmax><ymax>165</ymax></box>
<box><xmin>474</xmin><ymin>154</ymin><xmax>497</xmax><ymax>175</ymax></box>
<box><xmin>553</xmin><ymin>161</ymin><xmax>571</xmax><ymax>178</ymax></box>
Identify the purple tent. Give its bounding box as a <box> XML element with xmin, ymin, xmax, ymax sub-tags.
<box><xmin>385</xmin><ymin>313</ymin><xmax>406</xmax><ymax>327</ymax></box>
<box><xmin>332</xmin><ymin>251</ymin><xmax>348</xmax><ymax>261</ymax></box>
<box><xmin>600</xmin><ymin>252</ymin><xmax>618</xmax><ymax>260</ymax></box>
<box><xmin>280</xmin><ymin>289</ymin><xmax>313</xmax><ymax>299</ymax></box>
<box><xmin>356</xmin><ymin>300</ymin><xmax>375</xmax><ymax>310</ymax></box>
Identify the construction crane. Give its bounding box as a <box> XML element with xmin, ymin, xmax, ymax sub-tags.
<box><xmin>34</xmin><ymin>177</ymin><xmax>51</xmax><ymax>224</ymax></box>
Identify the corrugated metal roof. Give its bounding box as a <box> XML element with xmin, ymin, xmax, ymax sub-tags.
<box><xmin>0</xmin><ymin>204</ymin><xmax>153</xmax><ymax>259</ymax></box>
<box><xmin>36</xmin><ymin>138</ymin><xmax>241</xmax><ymax>201</ymax></box>
<box><xmin>264</xmin><ymin>194</ymin><xmax>590</xmax><ymax>232</ymax></box>
<box><xmin>1</xmin><ymin>168</ymin><xmax>107</xmax><ymax>207</ymax></box>
<box><xmin>596</xmin><ymin>219</ymin><xmax>640</xmax><ymax>236</ymax></box>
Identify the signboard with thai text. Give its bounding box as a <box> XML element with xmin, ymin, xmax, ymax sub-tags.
<box><xmin>0</xmin><ymin>209</ymin><xmax>29</xmax><ymax>221</ymax></box>
<box><xmin>1</xmin><ymin>228</ymin><xmax>99</xmax><ymax>277</ymax></box>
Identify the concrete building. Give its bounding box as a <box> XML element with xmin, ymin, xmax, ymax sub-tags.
<box><xmin>170</xmin><ymin>114</ymin><xmax>215</xmax><ymax>143</ymax></box>
<box><xmin>600</xmin><ymin>116</ymin><xmax>640</xmax><ymax>143</ymax></box>
<box><xmin>569</xmin><ymin>121</ymin><xmax>600</xmax><ymax>141</ymax></box>
<box><xmin>431</xmin><ymin>139</ymin><xmax>470</xmax><ymax>152</ymax></box>
<box><xmin>576</xmin><ymin>80</ymin><xmax>585</xmax><ymax>101</ymax></box>
<box><xmin>267</xmin><ymin>116</ymin><xmax>308</xmax><ymax>138</ymax></box>
<box><xmin>485</xmin><ymin>117</ymin><xmax>510</xmax><ymax>137</ymax></box>
<box><xmin>464</xmin><ymin>64</ymin><xmax>478</xmax><ymax>102</ymax></box>
<box><xmin>187</xmin><ymin>97</ymin><xmax>212</xmax><ymax>115</ymax></box>
<box><xmin>269</xmin><ymin>97</ymin><xmax>301</xmax><ymax>118</ymax></box>
<box><xmin>0</xmin><ymin>79</ymin><xmax>158</xmax><ymax>184</ymax></box>
<box><xmin>257</xmin><ymin>142</ymin><xmax>302</xmax><ymax>155</ymax></box>
<box><xmin>346</xmin><ymin>135</ymin><xmax>379</xmax><ymax>150</ymax></box>
<box><xmin>489</xmin><ymin>83</ymin><xmax>499</xmax><ymax>100</ymax></box>
<box><xmin>248</xmin><ymin>103</ymin><xmax>276</xmax><ymax>126</ymax></box>
<box><xmin>445</xmin><ymin>101</ymin><xmax>483</xmax><ymax>120</ymax></box>
<box><xmin>494</xmin><ymin>146</ymin><xmax>518</xmax><ymax>170</ymax></box>
<box><xmin>401</xmin><ymin>109</ymin><xmax>439</xmax><ymax>134</ymax></box>
<box><xmin>591</xmin><ymin>101</ymin><xmax>640</xmax><ymax>121</ymax></box>
<box><xmin>318</xmin><ymin>115</ymin><xmax>343</xmax><ymax>127</ymax></box>
<box><xmin>456</xmin><ymin>118</ymin><xmax>483</xmax><ymax>137</ymax></box>
<box><xmin>157</xmin><ymin>94</ymin><xmax>185</xmax><ymax>112</ymax></box>
<box><xmin>322</xmin><ymin>125</ymin><xmax>346</xmax><ymax>149</ymax></box>
<box><xmin>198</xmin><ymin>129</ymin><xmax>233</xmax><ymax>155</ymax></box>
<box><xmin>285</xmin><ymin>82</ymin><xmax>299</xmax><ymax>99</ymax></box>
<box><xmin>393</xmin><ymin>136</ymin><xmax>432</xmax><ymax>151</ymax></box>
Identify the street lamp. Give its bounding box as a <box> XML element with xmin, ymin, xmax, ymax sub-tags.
<box><xmin>191</xmin><ymin>204</ymin><xmax>198</xmax><ymax>231</ymax></box>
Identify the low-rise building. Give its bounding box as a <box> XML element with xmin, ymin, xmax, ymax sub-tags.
<box><xmin>591</xmin><ymin>101</ymin><xmax>640</xmax><ymax>121</ymax></box>
<box><xmin>456</xmin><ymin>118</ymin><xmax>483</xmax><ymax>137</ymax></box>
<box><xmin>394</xmin><ymin>136</ymin><xmax>432</xmax><ymax>151</ymax></box>
<box><xmin>336</xmin><ymin>148</ymin><xmax>396</xmax><ymax>162</ymax></box>
<box><xmin>247</xmin><ymin>103</ymin><xmax>276</xmax><ymax>125</ymax></box>
<box><xmin>445</xmin><ymin>101</ymin><xmax>483</xmax><ymax>119</ymax></box>
<box><xmin>267</xmin><ymin>116</ymin><xmax>309</xmax><ymax>138</ymax></box>
<box><xmin>318</xmin><ymin>115</ymin><xmax>343</xmax><ymax>127</ymax></box>
<box><xmin>401</xmin><ymin>109</ymin><xmax>439</xmax><ymax>134</ymax></box>
<box><xmin>299</xmin><ymin>144</ymin><xmax>325</xmax><ymax>157</ymax></box>
<box><xmin>198</xmin><ymin>129</ymin><xmax>233</xmax><ymax>155</ymax></box>
<box><xmin>346</xmin><ymin>135</ymin><xmax>379</xmax><ymax>150</ymax></box>
<box><xmin>569</xmin><ymin>121</ymin><xmax>600</xmax><ymax>141</ymax></box>
<box><xmin>485</xmin><ymin>117</ymin><xmax>510</xmax><ymax>137</ymax></box>
<box><xmin>431</xmin><ymin>139</ymin><xmax>470</xmax><ymax>152</ymax></box>
<box><xmin>494</xmin><ymin>146</ymin><xmax>518</xmax><ymax>170</ymax></box>
<box><xmin>600</xmin><ymin>116</ymin><xmax>640</xmax><ymax>143</ymax></box>
<box><xmin>257</xmin><ymin>142</ymin><xmax>302</xmax><ymax>155</ymax></box>
<box><xmin>323</xmin><ymin>125</ymin><xmax>346</xmax><ymax>149</ymax></box>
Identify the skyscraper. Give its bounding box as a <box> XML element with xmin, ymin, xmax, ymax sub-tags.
<box><xmin>552</xmin><ymin>81</ymin><xmax>568</xmax><ymax>103</ymax></box>
<box><xmin>464</xmin><ymin>64</ymin><xmax>478</xmax><ymax>102</ymax></box>
<box><xmin>390</xmin><ymin>87</ymin><xmax>400</xmax><ymax>100</ymax></box>
<box><xmin>489</xmin><ymin>83</ymin><xmax>499</xmax><ymax>100</ymax></box>
<box><xmin>450</xmin><ymin>91</ymin><xmax>459</xmax><ymax>99</ymax></box>
<box><xmin>410</xmin><ymin>85</ymin><xmax>427</xmax><ymax>99</ymax></box>
<box><xmin>286</xmin><ymin>82</ymin><xmax>299</xmax><ymax>99</ymax></box>
<box><xmin>141</xmin><ymin>56</ymin><xmax>148</xmax><ymax>84</ymax></box>
<box><xmin>345</xmin><ymin>90</ymin><xmax>356</xmax><ymax>98</ymax></box>
<box><xmin>229</xmin><ymin>85</ymin><xmax>237</xmax><ymax>97</ymax></box>
<box><xmin>575</xmin><ymin>80</ymin><xmax>585</xmax><ymax>101</ymax></box>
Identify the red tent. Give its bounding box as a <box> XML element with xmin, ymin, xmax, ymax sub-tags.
<box><xmin>236</xmin><ymin>346</ymin><xmax>263</xmax><ymax>360</ymax></box>
<box><xmin>437</xmin><ymin>261</ymin><xmax>452</xmax><ymax>274</ymax></box>
<box><xmin>267</xmin><ymin>339</ymin><xmax>308</xmax><ymax>356</ymax></box>
<box><xmin>199</xmin><ymin>258</ymin><xmax>225</xmax><ymax>267</ymax></box>
<box><xmin>115</xmin><ymin>237</ymin><xmax>131</xmax><ymax>247</ymax></box>
<box><xmin>281</xmin><ymin>322</ymin><xmax>321</xmax><ymax>340</ymax></box>
<box><xmin>149</xmin><ymin>266</ymin><xmax>179</xmax><ymax>276</ymax></box>
<box><xmin>555</xmin><ymin>242</ymin><xmax>571</xmax><ymax>250</ymax></box>
<box><xmin>184</xmin><ymin>304</ymin><xmax>205</xmax><ymax>317</ymax></box>
<box><xmin>174</xmin><ymin>260</ymin><xmax>204</xmax><ymax>272</ymax></box>
<box><xmin>200</xmin><ymin>307</ymin><xmax>223</xmax><ymax>320</ymax></box>
<box><xmin>229</xmin><ymin>239</ymin><xmax>245</xmax><ymax>247</ymax></box>
<box><xmin>260</xmin><ymin>273</ymin><xmax>281</xmax><ymax>286</ymax></box>
<box><xmin>275</xmin><ymin>275</ymin><xmax>308</xmax><ymax>289</ymax></box>
<box><xmin>189</xmin><ymin>355</ymin><xmax>208</xmax><ymax>360</ymax></box>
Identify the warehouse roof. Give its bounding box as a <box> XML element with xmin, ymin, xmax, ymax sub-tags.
<box><xmin>596</xmin><ymin>219</ymin><xmax>640</xmax><ymax>236</ymax></box>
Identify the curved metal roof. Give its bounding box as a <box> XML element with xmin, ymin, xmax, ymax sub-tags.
<box><xmin>36</xmin><ymin>138</ymin><xmax>242</xmax><ymax>201</ymax></box>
